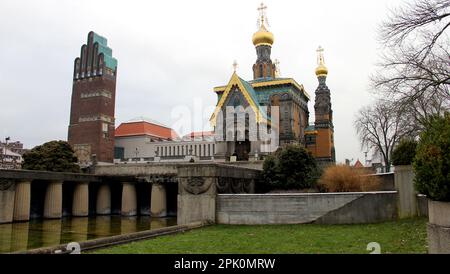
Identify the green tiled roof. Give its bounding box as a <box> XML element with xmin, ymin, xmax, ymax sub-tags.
<box><xmin>93</xmin><ymin>32</ymin><xmax>117</xmax><ymax>70</ymax></box>
<box><xmin>305</xmin><ymin>125</ymin><xmax>316</xmax><ymax>131</ymax></box>
<box><xmin>239</xmin><ymin>77</ymin><xmax>270</xmax><ymax>122</ymax></box>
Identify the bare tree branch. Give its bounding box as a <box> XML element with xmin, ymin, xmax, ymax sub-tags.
<box><xmin>373</xmin><ymin>0</ymin><xmax>450</xmax><ymax>128</ymax></box>
<box><xmin>354</xmin><ymin>100</ymin><xmax>416</xmax><ymax>172</ymax></box>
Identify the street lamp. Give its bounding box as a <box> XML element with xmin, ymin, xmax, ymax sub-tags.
<box><xmin>1</xmin><ymin>136</ymin><xmax>10</xmax><ymax>165</ymax></box>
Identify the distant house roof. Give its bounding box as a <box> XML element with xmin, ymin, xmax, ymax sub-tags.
<box><xmin>115</xmin><ymin>117</ymin><xmax>179</xmax><ymax>140</ymax></box>
<box><xmin>354</xmin><ymin>159</ymin><xmax>364</xmax><ymax>168</ymax></box>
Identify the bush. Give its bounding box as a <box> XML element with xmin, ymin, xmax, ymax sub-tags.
<box><xmin>22</xmin><ymin>140</ymin><xmax>80</xmax><ymax>173</ymax></box>
<box><xmin>413</xmin><ymin>113</ymin><xmax>450</xmax><ymax>201</ymax></box>
<box><xmin>318</xmin><ymin>164</ymin><xmax>381</xmax><ymax>192</ymax></box>
<box><xmin>391</xmin><ymin>138</ymin><xmax>417</xmax><ymax>166</ymax></box>
<box><xmin>261</xmin><ymin>144</ymin><xmax>319</xmax><ymax>191</ymax></box>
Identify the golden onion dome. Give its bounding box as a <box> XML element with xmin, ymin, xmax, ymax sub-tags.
<box><xmin>315</xmin><ymin>46</ymin><xmax>328</xmax><ymax>77</ymax></box>
<box><xmin>252</xmin><ymin>25</ymin><xmax>274</xmax><ymax>47</ymax></box>
<box><xmin>315</xmin><ymin>64</ymin><xmax>328</xmax><ymax>77</ymax></box>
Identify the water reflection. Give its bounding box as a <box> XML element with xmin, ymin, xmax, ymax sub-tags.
<box><xmin>0</xmin><ymin>216</ymin><xmax>177</xmax><ymax>253</ymax></box>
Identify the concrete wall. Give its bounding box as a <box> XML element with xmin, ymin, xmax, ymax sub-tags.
<box><xmin>427</xmin><ymin>200</ymin><xmax>450</xmax><ymax>254</ymax></box>
<box><xmin>221</xmin><ymin>161</ymin><xmax>264</xmax><ymax>171</ymax></box>
<box><xmin>216</xmin><ymin>191</ymin><xmax>398</xmax><ymax>225</ymax></box>
<box><xmin>94</xmin><ymin>162</ymin><xmax>179</xmax><ymax>176</ymax></box>
<box><xmin>177</xmin><ymin>163</ymin><xmax>260</xmax><ymax>225</ymax></box>
<box><xmin>394</xmin><ymin>165</ymin><xmax>417</xmax><ymax>218</ymax></box>
<box><xmin>417</xmin><ymin>194</ymin><xmax>428</xmax><ymax>217</ymax></box>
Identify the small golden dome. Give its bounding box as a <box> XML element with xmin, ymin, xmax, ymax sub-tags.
<box><xmin>315</xmin><ymin>46</ymin><xmax>328</xmax><ymax>77</ymax></box>
<box><xmin>252</xmin><ymin>25</ymin><xmax>274</xmax><ymax>47</ymax></box>
<box><xmin>315</xmin><ymin>64</ymin><xmax>328</xmax><ymax>77</ymax></box>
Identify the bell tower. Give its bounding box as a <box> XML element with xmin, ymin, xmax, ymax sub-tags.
<box><xmin>252</xmin><ymin>3</ymin><xmax>276</xmax><ymax>80</ymax></box>
<box><xmin>313</xmin><ymin>46</ymin><xmax>335</xmax><ymax>163</ymax></box>
<box><xmin>68</xmin><ymin>31</ymin><xmax>118</xmax><ymax>164</ymax></box>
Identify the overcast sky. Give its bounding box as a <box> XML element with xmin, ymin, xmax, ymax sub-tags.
<box><xmin>0</xmin><ymin>0</ymin><xmax>405</xmax><ymax>163</ymax></box>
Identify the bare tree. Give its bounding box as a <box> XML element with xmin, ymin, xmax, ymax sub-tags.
<box><xmin>372</xmin><ymin>0</ymin><xmax>450</xmax><ymax>128</ymax></box>
<box><xmin>354</xmin><ymin>100</ymin><xmax>416</xmax><ymax>172</ymax></box>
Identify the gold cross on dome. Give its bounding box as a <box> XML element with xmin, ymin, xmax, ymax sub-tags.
<box><xmin>257</xmin><ymin>3</ymin><xmax>268</xmax><ymax>27</ymax></box>
<box><xmin>258</xmin><ymin>2</ymin><xmax>267</xmax><ymax>14</ymax></box>
<box><xmin>274</xmin><ymin>59</ymin><xmax>280</xmax><ymax>77</ymax></box>
<box><xmin>317</xmin><ymin>46</ymin><xmax>325</xmax><ymax>65</ymax></box>
<box><xmin>232</xmin><ymin>60</ymin><xmax>238</xmax><ymax>72</ymax></box>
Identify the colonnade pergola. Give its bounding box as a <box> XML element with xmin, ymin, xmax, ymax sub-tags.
<box><xmin>0</xmin><ymin>169</ymin><xmax>175</xmax><ymax>224</ymax></box>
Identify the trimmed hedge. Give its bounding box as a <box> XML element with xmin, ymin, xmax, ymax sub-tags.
<box><xmin>22</xmin><ymin>140</ymin><xmax>80</xmax><ymax>173</ymax></box>
<box><xmin>261</xmin><ymin>144</ymin><xmax>319</xmax><ymax>191</ymax></box>
<box><xmin>413</xmin><ymin>113</ymin><xmax>450</xmax><ymax>201</ymax></box>
<box><xmin>392</xmin><ymin>139</ymin><xmax>417</xmax><ymax>166</ymax></box>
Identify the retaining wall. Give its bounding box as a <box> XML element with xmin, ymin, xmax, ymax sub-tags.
<box><xmin>216</xmin><ymin>191</ymin><xmax>398</xmax><ymax>225</ymax></box>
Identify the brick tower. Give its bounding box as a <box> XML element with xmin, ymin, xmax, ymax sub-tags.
<box><xmin>252</xmin><ymin>3</ymin><xmax>276</xmax><ymax>80</ymax></box>
<box><xmin>68</xmin><ymin>31</ymin><xmax>118</xmax><ymax>164</ymax></box>
<box><xmin>312</xmin><ymin>46</ymin><xmax>335</xmax><ymax>163</ymax></box>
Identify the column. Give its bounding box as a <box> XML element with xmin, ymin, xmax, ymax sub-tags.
<box><xmin>43</xmin><ymin>180</ymin><xmax>63</xmax><ymax>219</ymax></box>
<box><xmin>151</xmin><ymin>183</ymin><xmax>167</xmax><ymax>217</ymax></box>
<box><xmin>177</xmin><ymin>165</ymin><xmax>217</xmax><ymax>225</ymax></box>
<box><xmin>394</xmin><ymin>165</ymin><xmax>417</xmax><ymax>218</ymax></box>
<box><xmin>121</xmin><ymin>182</ymin><xmax>137</xmax><ymax>216</ymax></box>
<box><xmin>13</xmin><ymin>180</ymin><xmax>31</xmax><ymax>222</ymax></box>
<box><xmin>96</xmin><ymin>184</ymin><xmax>111</xmax><ymax>215</ymax></box>
<box><xmin>0</xmin><ymin>180</ymin><xmax>16</xmax><ymax>224</ymax></box>
<box><xmin>72</xmin><ymin>182</ymin><xmax>89</xmax><ymax>217</ymax></box>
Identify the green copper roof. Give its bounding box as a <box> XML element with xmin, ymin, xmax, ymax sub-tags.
<box><xmin>92</xmin><ymin>32</ymin><xmax>117</xmax><ymax>70</ymax></box>
<box><xmin>305</xmin><ymin>125</ymin><xmax>316</xmax><ymax>131</ymax></box>
<box><xmin>239</xmin><ymin>77</ymin><xmax>270</xmax><ymax>122</ymax></box>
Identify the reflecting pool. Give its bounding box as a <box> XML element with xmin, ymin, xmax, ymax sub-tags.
<box><xmin>0</xmin><ymin>216</ymin><xmax>177</xmax><ymax>253</ymax></box>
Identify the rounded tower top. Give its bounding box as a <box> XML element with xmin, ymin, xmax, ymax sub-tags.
<box><xmin>315</xmin><ymin>64</ymin><xmax>328</xmax><ymax>77</ymax></box>
<box><xmin>315</xmin><ymin>46</ymin><xmax>328</xmax><ymax>77</ymax></box>
<box><xmin>252</xmin><ymin>25</ymin><xmax>274</xmax><ymax>47</ymax></box>
<box><xmin>252</xmin><ymin>3</ymin><xmax>274</xmax><ymax>47</ymax></box>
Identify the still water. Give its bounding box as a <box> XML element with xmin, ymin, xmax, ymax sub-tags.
<box><xmin>0</xmin><ymin>216</ymin><xmax>177</xmax><ymax>253</ymax></box>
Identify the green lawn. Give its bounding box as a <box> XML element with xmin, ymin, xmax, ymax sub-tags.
<box><xmin>93</xmin><ymin>218</ymin><xmax>427</xmax><ymax>254</ymax></box>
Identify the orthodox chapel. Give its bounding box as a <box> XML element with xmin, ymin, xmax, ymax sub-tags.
<box><xmin>210</xmin><ymin>3</ymin><xmax>335</xmax><ymax>164</ymax></box>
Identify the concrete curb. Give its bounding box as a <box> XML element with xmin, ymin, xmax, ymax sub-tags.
<box><xmin>12</xmin><ymin>221</ymin><xmax>210</xmax><ymax>254</ymax></box>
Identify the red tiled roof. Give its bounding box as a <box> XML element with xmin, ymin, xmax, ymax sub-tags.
<box><xmin>115</xmin><ymin>120</ymin><xmax>179</xmax><ymax>140</ymax></box>
<box><xmin>354</xmin><ymin>159</ymin><xmax>364</xmax><ymax>168</ymax></box>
